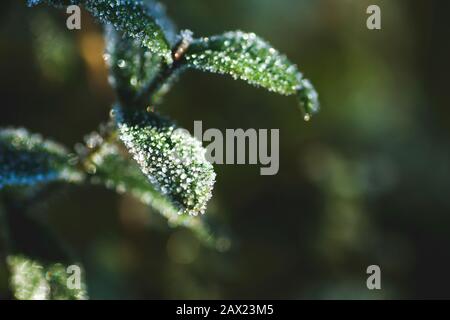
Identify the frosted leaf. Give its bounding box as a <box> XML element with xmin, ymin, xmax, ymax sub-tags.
<box><xmin>105</xmin><ymin>26</ymin><xmax>162</xmax><ymax>102</ymax></box>
<box><xmin>88</xmin><ymin>139</ymin><xmax>220</xmax><ymax>246</ymax></box>
<box><xmin>183</xmin><ymin>31</ymin><xmax>320</xmax><ymax>118</ymax></box>
<box><xmin>28</xmin><ymin>0</ymin><xmax>173</xmax><ymax>63</ymax></box>
<box><xmin>143</xmin><ymin>0</ymin><xmax>177</xmax><ymax>46</ymax></box>
<box><xmin>7</xmin><ymin>255</ymin><xmax>88</xmax><ymax>300</ymax></box>
<box><xmin>112</xmin><ymin>105</ymin><xmax>216</xmax><ymax>216</ymax></box>
<box><xmin>0</xmin><ymin>128</ymin><xmax>83</xmax><ymax>189</ymax></box>
<box><xmin>88</xmin><ymin>139</ymin><xmax>181</xmax><ymax>217</ymax></box>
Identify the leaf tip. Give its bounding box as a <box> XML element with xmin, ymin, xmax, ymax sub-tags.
<box><xmin>297</xmin><ymin>79</ymin><xmax>320</xmax><ymax>121</ymax></box>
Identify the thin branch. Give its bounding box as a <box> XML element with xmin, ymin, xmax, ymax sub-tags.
<box><xmin>133</xmin><ymin>30</ymin><xmax>194</xmax><ymax>108</ymax></box>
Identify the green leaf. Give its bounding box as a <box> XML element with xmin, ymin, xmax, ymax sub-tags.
<box><xmin>102</xmin><ymin>1</ymin><xmax>177</xmax><ymax>105</ymax></box>
<box><xmin>111</xmin><ymin>105</ymin><xmax>216</xmax><ymax>216</ymax></box>
<box><xmin>28</xmin><ymin>0</ymin><xmax>174</xmax><ymax>63</ymax></box>
<box><xmin>141</xmin><ymin>0</ymin><xmax>177</xmax><ymax>45</ymax></box>
<box><xmin>182</xmin><ymin>31</ymin><xmax>319</xmax><ymax>119</ymax></box>
<box><xmin>0</xmin><ymin>197</ymin><xmax>88</xmax><ymax>300</ymax></box>
<box><xmin>104</xmin><ymin>26</ymin><xmax>163</xmax><ymax>103</ymax></box>
<box><xmin>88</xmin><ymin>138</ymin><xmax>182</xmax><ymax>220</ymax></box>
<box><xmin>0</xmin><ymin>128</ymin><xmax>82</xmax><ymax>189</ymax></box>
<box><xmin>7</xmin><ymin>255</ymin><xmax>87</xmax><ymax>300</ymax></box>
<box><xmin>87</xmin><ymin>138</ymin><xmax>221</xmax><ymax>247</ymax></box>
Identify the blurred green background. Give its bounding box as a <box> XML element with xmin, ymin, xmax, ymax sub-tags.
<box><xmin>1</xmin><ymin>0</ymin><xmax>450</xmax><ymax>299</ymax></box>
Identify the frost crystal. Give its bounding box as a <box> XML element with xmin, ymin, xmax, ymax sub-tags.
<box><xmin>113</xmin><ymin>105</ymin><xmax>216</xmax><ymax>216</ymax></box>
<box><xmin>184</xmin><ymin>31</ymin><xmax>320</xmax><ymax>118</ymax></box>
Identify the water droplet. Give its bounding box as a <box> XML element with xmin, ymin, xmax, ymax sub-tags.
<box><xmin>102</xmin><ymin>53</ymin><xmax>111</xmax><ymax>63</ymax></box>
<box><xmin>304</xmin><ymin>114</ymin><xmax>311</xmax><ymax>122</ymax></box>
<box><xmin>117</xmin><ymin>59</ymin><xmax>126</xmax><ymax>68</ymax></box>
<box><xmin>86</xmin><ymin>163</ymin><xmax>97</xmax><ymax>174</ymax></box>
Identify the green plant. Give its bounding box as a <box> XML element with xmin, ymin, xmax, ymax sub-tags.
<box><xmin>0</xmin><ymin>0</ymin><xmax>319</xmax><ymax>299</ymax></box>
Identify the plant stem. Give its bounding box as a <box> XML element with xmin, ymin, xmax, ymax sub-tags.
<box><xmin>134</xmin><ymin>60</ymin><xmax>182</xmax><ymax>108</ymax></box>
<box><xmin>134</xmin><ymin>31</ymin><xmax>192</xmax><ymax>108</ymax></box>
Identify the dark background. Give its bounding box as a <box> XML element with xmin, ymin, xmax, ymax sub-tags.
<box><xmin>1</xmin><ymin>0</ymin><xmax>450</xmax><ymax>299</ymax></box>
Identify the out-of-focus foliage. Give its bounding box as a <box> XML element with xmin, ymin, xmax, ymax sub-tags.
<box><xmin>30</xmin><ymin>11</ymin><xmax>77</xmax><ymax>83</ymax></box>
<box><xmin>0</xmin><ymin>128</ymin><xmax>82</xmax><ymax>189</ymax></box>
<box><xmin>7</xmin><ymin>255</ymin><xmax>87</xmax><ymax>300</ymax></box>
<box><xmin>0</xmin><ymin>191</ymin><xmax>88</xmax><ymax>300</ymax></box>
